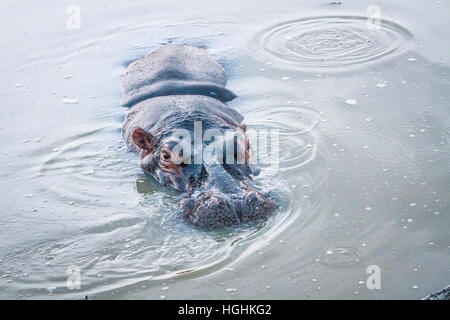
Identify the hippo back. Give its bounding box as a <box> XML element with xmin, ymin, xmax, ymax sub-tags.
<box><xmin>121</xmin><ymin>44</ymin><xmax>237</xmax><ymax>107</ymax></box>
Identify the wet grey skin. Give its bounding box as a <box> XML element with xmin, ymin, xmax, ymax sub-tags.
<box><xmin>121</xmin><ymin>44</ymin><xmax>276</xmax><ymax>228</ymax></box>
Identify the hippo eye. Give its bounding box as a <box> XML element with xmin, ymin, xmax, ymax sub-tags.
<box><xmin>162</xmin><ymin>151</ymin><xmax>170</xmax><ymax>160</ymax></box>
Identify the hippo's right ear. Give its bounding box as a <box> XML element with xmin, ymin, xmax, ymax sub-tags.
<box><xmin>131</xmin><ymin>127</ymin><xmax>155</xmax><ymax>153</ymax></box>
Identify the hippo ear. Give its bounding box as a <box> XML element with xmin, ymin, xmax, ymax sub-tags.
<box><xmin>131</xmin><ymin>127</ymin><xmax>155</xmax><ymax>152</ymax></box>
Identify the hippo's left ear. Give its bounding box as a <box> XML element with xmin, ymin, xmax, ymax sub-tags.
<box><xmin>131</xmin><ymin>127</ymin><xmax>155</xmax><ymax>153</ymax></box>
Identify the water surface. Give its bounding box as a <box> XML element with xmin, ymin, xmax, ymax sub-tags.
<box><xmin>0</xmin><ymin>0</ymin><xmax>449</xmax><ymax>299</ymax></box>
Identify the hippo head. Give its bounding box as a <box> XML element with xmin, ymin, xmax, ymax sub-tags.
<box><xmin>130</xmin><ymin>119</ymin><xmax>276</xmax><ymax>228</ymax></box>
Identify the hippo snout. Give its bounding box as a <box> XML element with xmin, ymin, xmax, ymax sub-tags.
<box><xmin>179</xmin><ymin>189</ymin><xmax>275</xmax><ymax>229</ymax></box>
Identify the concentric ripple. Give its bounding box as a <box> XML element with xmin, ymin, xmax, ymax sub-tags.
<box><xmin>245</xmin><ymin>105</ymin><xmax>321</xmax><ymax>171</ymax></box>
<box><xmin>253</xmin><ymin>16</ymin><xmax>413</xmax><ymax>70</ymax></box>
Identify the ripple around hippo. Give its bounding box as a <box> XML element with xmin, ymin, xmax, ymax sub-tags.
<box><xmin>252</xmin><ymin>16</ymin><xmax>413</xmax><ymax>70</ymax></box>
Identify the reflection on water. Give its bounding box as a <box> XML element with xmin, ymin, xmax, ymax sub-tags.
<box><xmin>0</xmin><ymin>0</ymin><xmax>449</xmax><ymax>299</ymax></box>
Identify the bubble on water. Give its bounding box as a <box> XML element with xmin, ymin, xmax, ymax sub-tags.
<box><xmin>252</xmin><ymin>16</ymin><xmax>413</xmax><ymax>71</ymax></box>
<box><xmin>408</xmin><ymin>57</ymin><xmax>417</xmax><ymax>62</ymax></box>
<box><xmin>63</xmin><ymin>74</ymin><xmax>73</xmax><ymax>79</ymax></box>
<box><xmin>226</xmin><ymin>288</ymin><xmax>237</xmax><ymax>292</ymax></box>
<box><xmin>346</xmin><ymin>99</ymin><xmax>358</xmax><ymax>105</ymax></box>
<box><xmin>376</xmin><ymin>83</ymin><xmax>387</xmax><ymax>88</ymax></box>
<box><xmin>281</xmin><ymin>76</ymin><xmax>290</xmax><ymax>81</ymax></box>
<box><xmin>47</xmin><ymin>286</ymin><xmax>56</xmax><ymax>293</ymax></box>
<box><xmin>412</xmin><ymin>285</ymin><xmax>419</xmax><ymax>289</ymax></box>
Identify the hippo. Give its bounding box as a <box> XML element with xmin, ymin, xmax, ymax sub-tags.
<box><xmin>121</xmin><ymin>44</ymin><xmax>275</xmax><ymax>228</ymax></box>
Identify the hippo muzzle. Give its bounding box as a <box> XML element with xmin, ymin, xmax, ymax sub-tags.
<box><xmin>178</xmin><ymin>155</ymin><xmax>275</xmax><ymax>228</ymax></box>
<box><xmin>179</xmin><ymin>189</ymin><xmax>274</xmax><ymax>228</ymax></box>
